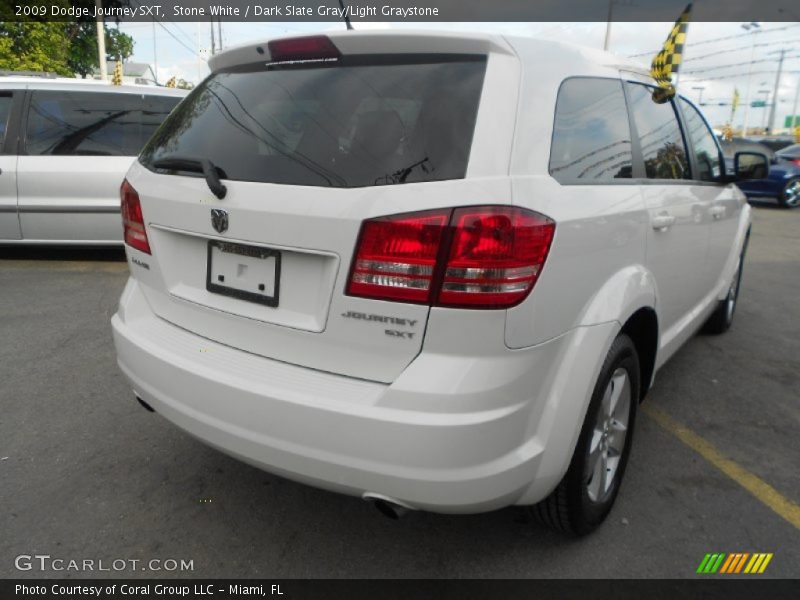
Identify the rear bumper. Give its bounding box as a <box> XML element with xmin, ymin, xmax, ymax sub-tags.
<box><xmin>112</xmin><ymin>279</ymin><xmax>615</xmax><ymax>513</ymax></box>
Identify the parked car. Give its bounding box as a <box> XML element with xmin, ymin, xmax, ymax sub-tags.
<box><xmin>0</xmin><ymin>77</ymin><xmax>187</xmax><ymax>244</ymax></box>
<box><xmin>776</xmin><ymin>143</ymin><xmax>800</xmax><ymax>165</ymax></box>
<box><xmin>111</xmin><ymin>32</ymin><xmax>761</xmax><ymax>535</ymax></box>
<box><xmin>721</xmin><ymin>138</ymin><xmax>800</xmax><ymax>208</ymax></box>
<box><xmin>751</xmin><ymin>135</ymin><xmax>796</xmax><ymax>153</ymax></box>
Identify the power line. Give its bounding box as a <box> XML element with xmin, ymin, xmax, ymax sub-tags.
<box><xmin>163</xmin><ymin>18</ymin><xmax>197</xmax><ymax>50</ymax></box>
<box><xmin>128</xmin><ymin>0</ymin><xmax>199</xmax><ymax>59</ymax></box>
<box><xmin>160</xmin><ymin>13</ymin><xmax>197</xmax><ymax>49</ymax></box>
<box><xmin>683</xmin><ymin>53</ymin><xmax>800</xmax><ymax>75</ymax></box>
<box><xmin>627</xmin><ymin>23</ymin><xmax>800</xmax><ymax>58</ymax></box>
<box><xmin>683</xmin><ymin>38</ymin><xmax>800</xmax><ymax>63</ymax></box>
<box><xmin>153</xmin><ymin>19</ymin><xmax>199</xmax><ymax>58</ymax></box>
<box><xmin>685</xmin><ymin>69</ymin><xmax>800</xmax><ymax>82</ymax></box>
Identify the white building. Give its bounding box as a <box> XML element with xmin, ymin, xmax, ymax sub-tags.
<box><xmin>93</xmin><ymin>61</ymin><xmax>157</xmax><ymax>86</ymax></box>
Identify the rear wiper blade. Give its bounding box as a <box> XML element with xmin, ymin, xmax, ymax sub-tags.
<box><xmin>374</xmin><ymin>157</ymin><xmax>431</xmax><ymax>186</ymax></box>
<box><xmin>151</xmin><ymin>156</ymin><xmax>228</xmax><ymax>200</ymax></box>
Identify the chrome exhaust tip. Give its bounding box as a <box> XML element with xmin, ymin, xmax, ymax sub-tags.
<box><xmin>362</xmin><ymin>493</ymin><xmax>414</xmax><ymax>520</ymax></box>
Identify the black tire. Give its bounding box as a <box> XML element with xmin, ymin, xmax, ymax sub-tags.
<box><xmin>531</xmin><ymin>334</ymin><xmax>640</xmax><ymax>536</ymax></box>
<box><xmin>778</xmin><ymin>177</ymin><xmax>800</xmax><ymax>208</ymax></box>
<box><xmin>703</xmin><ymin>230</ymin><xmax>749</xmax><ymax>335</ymax></box>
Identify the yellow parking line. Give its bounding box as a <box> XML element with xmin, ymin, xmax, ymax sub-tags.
<box><xmin>643</xmin><ymin>404</ymin><xmax>800</xmax><ymax>531</ymax></box>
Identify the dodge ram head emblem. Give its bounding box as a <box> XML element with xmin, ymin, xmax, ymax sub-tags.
<box><xmin>211</xmin><ymin>209</ymin><xmax>228</xmax><ymax>233</ymax></box>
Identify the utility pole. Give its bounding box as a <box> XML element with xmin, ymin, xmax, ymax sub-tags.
<box><xmin>95</xmin><ymin>0</ymin><xmax>107</xmax><ymax>80</ymax></box>
<box><xmin>217</xmin><ymin>17</ymin><xmax>223</xmax><ymax>51</ymax></box>
<box><xmin>152</xmin><ymin>20</ymin><xmax>158</xmax><ymax>85</ymax></box>
<box><xmin>197</xmin><ymin>22</ymin><xmax>202</xmax><ymax>82</ymax></box>
<box><xmin>210</xmin><ymin>19</ymin><xmax>216</xmax><ymax>55</ymax></box>
<box><xmin>792</xmin><ymin>75</ymin><xmax>800</xmax><ymax>130</ymax></box>
<box><xmin>766</xmin><ymin>49</ymin><xmax>786</xmax><ymax>134</ymax></box>
<box><xmin>758</xmin><ymin>90</ymin><xmax>770</xmax><ymax>131</ymax></box>
<box><xmin>740</xmin><ymin>22</ymin><xmax>760</xmax><ymax>136</ymax></box>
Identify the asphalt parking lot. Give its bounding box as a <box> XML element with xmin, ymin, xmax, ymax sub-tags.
<box><xmin>1</xmin><ymin>202</ymin><xmax>798</xmax><ymax>579</ymax></box>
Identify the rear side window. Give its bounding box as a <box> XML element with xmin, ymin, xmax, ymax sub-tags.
<box><xmin>679</xmin><ymin>98</ymin><xmax>723</xmax><ymax>182</ymax></box>
<box><xmin>625</xmin><ymin>83</ymin><xmax>690</xmax><ymax>180</ymax></box>
<box><xmin>0</xmin><ymin>94</ymin><xmax>13</xmax><ymax>150</ymax></box>
<box><xmin>549</xmin><ymin>78</ymin><xmax>633</xmax><ymax>182</ymax></box>
<box><xmin>140</xmin><ymin>56</ymin><xmax>487</xmax><ymax>188</ymax></box>
<box><xmin>25</xmin><ymin>91</ymin><xmax>180</xmax><ymax>156</ymax></box>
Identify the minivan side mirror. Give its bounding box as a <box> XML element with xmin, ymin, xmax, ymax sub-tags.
<box><xmin>734</xmin><ymin>152</ymin><xmax>769</xmax><ymax>181</ymax></box>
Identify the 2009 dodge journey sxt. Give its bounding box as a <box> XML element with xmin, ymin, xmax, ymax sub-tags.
<box><xmin>112</xmin><ymin>30</ymin><xmax>762</xmax><ymax>534</ymax></box>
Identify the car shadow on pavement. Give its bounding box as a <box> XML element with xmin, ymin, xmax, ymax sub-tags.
<box><xmin>0</xmin><ymin>246</ymin><xmax>126</xmax><ymax>262</ymax></box>
<box><xmin>747</xmin><ymin>199</ymin><xmax>784</xmax><ymax>209</ymax></box>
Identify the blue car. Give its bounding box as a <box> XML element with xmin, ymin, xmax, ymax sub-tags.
<box><xmin>721</xmin><ymin>138</ymin><xmax>800</xmax><ymax>208</ymax></box>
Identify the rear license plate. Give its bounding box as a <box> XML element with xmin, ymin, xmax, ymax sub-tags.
<box><xmin>206</xmin><ymin>241</ymin><xmax>281</xmax><ymax>307</ymax></box>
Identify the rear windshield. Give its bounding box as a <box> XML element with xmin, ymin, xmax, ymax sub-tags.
<box><xmin>140</xmin><ymin>55</ymin><xmax>487</xmax><ymax>188</ymax></box>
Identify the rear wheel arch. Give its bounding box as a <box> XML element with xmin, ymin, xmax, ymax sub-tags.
<box><xmin>620</xmin><ymin>307</ymin><xmax>658</xmax><ymax>401</ymax></box>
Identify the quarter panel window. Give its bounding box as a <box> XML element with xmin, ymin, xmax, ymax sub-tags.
<box><xmin>0</xmin><ymin>94</ymin><xmax>12</xmax><ymax>150</ymax></box>
<box><xmin>625</xmin><ymin>83</ymin><xmax>690</xmax><ymax>180</ymax></box>
<box><xmin>679</xmin><ymin>98</ymin><xmax>724</xmax><ymax>182</ymax></box>
<box><xmin>549</xmin><ymin>78</ymin><xmax>633</xmax><ymax>182</ymax></box>
<box><xmin>25</xmin><ymin>91</ymin><xmax>179</xmax><ymax>157</ymax></box>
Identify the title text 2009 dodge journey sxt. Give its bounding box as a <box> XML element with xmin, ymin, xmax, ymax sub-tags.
<box><xmin>112</xmin><ymin>31</ymin><xmax>760</xmax><ymax>534</ymax></box>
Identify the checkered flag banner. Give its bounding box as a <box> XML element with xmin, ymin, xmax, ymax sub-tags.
<box><xmin>112</xmin><ymin>61</ymin><xmax>123</xmax><ymax>86</ymax></box>
<box><xmin>650</xmin><ymin>3</ymin><xmax>692</xmax><ymax>92</ymax></box>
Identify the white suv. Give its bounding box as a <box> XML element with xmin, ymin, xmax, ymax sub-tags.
<box><xmin>111</xmin><ymin>31</ymin><xmax>762</xmax><ymax>534</ymax></box>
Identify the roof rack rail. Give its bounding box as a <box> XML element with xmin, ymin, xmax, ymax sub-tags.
<box><xmin>0</xmin><ymin>70</ymin><xmax>61</xmax><ymax>79</ymax></box>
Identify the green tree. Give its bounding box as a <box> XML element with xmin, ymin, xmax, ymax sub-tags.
<box><xmin>0</xmin><ymin>22</ymin><xmax>72</xmax><ymax>75</ymax></box>
<box><xmin>67</xmin><ymin>23</ymin><xmax>135</xmax><ymax>77</ymax></box>
<box><xmin>0</xmin><ymin>0</ymin><xmax>135</xmax><ymax>78</ymax></box>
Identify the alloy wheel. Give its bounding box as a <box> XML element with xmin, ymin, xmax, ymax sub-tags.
<box><xmin>784</xmin><ymin>179</ymin><xmax>800</xmax><ymax>207</ymax></box>
<box><xmin>586</xmin><ymin>368</ymin><xmax>631</xmax><ymax>503</ymax></box>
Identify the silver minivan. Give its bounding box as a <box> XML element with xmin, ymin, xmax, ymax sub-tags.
<box><xmin>0</xmin><ymin>77</ymin><xmax>186</xmax><ymax>245</ymax></box>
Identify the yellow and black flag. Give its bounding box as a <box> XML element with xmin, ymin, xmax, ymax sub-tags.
<box><xmin>111</xmin><ymin>61</ymin><xmax>123</xmax><ymax>86</ymax></box>
<box><xmin>650</xmin><ymin>3</ymin><xmax>692</xmax><ymax>98</ymax></box>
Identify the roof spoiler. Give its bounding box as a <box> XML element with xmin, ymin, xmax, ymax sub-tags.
<box><xmin>208</xmin><ymin>30</ymin><xmax>516</xmax><ymax>73</ymax></box>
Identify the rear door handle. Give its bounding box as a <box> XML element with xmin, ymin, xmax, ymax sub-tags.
<box><xmin>651</xmin><ymin>214</ymin><xmax>676</xmax><ymax>231</ymax></box>
<box><xmin>710</xmin><ymin>205</ymin><xmax>726</xmax><ymax>219</ymax></box>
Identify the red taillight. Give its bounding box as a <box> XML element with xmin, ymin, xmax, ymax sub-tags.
<box><xmin>267</xmin><ymin>36</ymin><xmax>341</xmax><ymax>63</ymax></box>
<box><xmin>347</xmin><ymin>209</ymin><xmax>449</xmax><ymax>304</ymax></box>
<box><xmin>437</xmin><ymin>207</ymin><xmax>555</xmax><ymax>308</ymax></box>
<box><xmin>792</xmin><ymin>159</ymin><xmax>800</xmax><ymax>167</ymax></box>
<box><xmin>120</xmin><ymin>179</ymin><xmax>151</xmax><ymax>254</ymax></box>
<box><xmin>346</xmin><ymin>206</ymin><xmax>555</xmax><ymax>309</ymax></box>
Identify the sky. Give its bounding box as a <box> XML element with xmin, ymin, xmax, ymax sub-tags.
<box><xmin>117</xmin><ymin>20</ymin><xmax>800</xmax><ymax>131</ymax></box>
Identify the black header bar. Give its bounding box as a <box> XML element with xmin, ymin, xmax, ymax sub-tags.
<box><xmin>5</xmin><ymin>0</ymin><xmax>800</xmax><ymax>23</ymax></box>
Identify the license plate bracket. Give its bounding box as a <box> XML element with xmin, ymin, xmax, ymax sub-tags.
<box><xmin>206</xmin><ymin>240</ymin><xmax>281</xmax><ymax>307</ymax></box>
